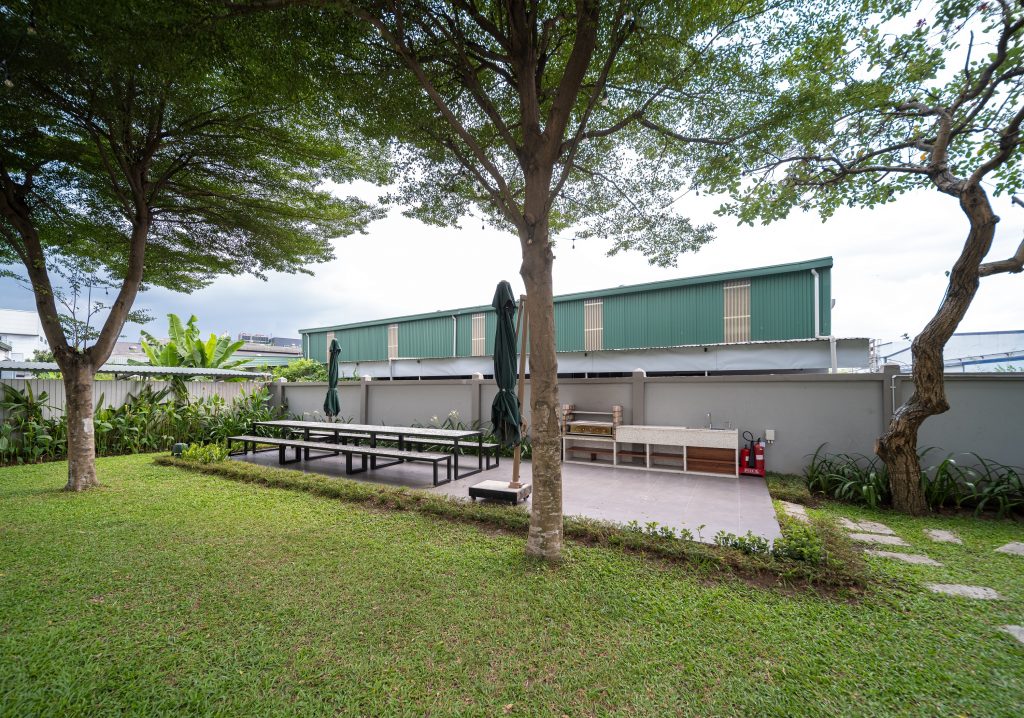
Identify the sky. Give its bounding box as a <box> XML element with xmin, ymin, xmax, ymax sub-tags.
<box><xmin>1</xmin><ymin>182</ymin><xmax>1022</xmax><ymax>345</ymax></box>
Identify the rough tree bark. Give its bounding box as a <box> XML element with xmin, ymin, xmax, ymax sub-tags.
<box><xmin>62</xmin><ymin>356</ymin><xmax>99</xmax><ymax>491</ymax></box>
<box><xmin>519</xmin><ymin>215</ymin><xmax>562</xmax><ymax>561</ymax></box>
<box><xmin>877</xmin><ymin>182</ymin><xmax>1000</xmax><ymax>514</ymax></box>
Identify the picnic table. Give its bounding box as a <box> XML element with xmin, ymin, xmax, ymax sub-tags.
<box><xmin>250</xmin><ymin>419</ymin><xmax>492</xmax><ymax>481</ymax></box>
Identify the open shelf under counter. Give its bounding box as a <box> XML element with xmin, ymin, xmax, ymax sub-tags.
<box><xmin>562</xmin><ymin>425</ymin><xmax>739</xmax><ymax>477</ymax></box>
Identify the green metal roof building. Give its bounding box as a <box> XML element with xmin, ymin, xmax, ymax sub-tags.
<box><xmin>299</xmin><ymin>258</ymin><xmax>838</xmax><ymax>375</ymax></box>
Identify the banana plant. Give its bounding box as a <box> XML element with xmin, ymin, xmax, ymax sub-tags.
<box><xmin>136</xmin><ymin>314</ymin><xmax>248</xmax><ymax>402</ymax></box>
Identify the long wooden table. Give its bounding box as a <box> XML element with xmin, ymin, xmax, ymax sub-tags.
<box><xmin>253</xmin><ymin>420</ymin><xmax>488</xmax><ymax>480</ymax></box>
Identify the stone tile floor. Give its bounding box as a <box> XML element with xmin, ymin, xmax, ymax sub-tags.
<box><xmin>230</xmin><ymin>451</ymin><xmax>781</xmax><ymax>543</ymax></box>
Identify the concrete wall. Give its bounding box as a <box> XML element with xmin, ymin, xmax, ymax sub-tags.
<box><xmin>0</xmin><ymin>379</ymin><xmax>266</xmax><ymax>421</ymax></box>
<box><xmin>897</xmin><ymin>374</ymin><xmax>1022</xmax><ymax>465</ymax></box>
<box><xmin>271</xmin><ymin>369</ymin><xmax>1024</xmax><ymax>474</ymax></box>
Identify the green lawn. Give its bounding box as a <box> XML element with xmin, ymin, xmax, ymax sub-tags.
<box><xmin>1</xmin><ymin>455</ymin><xmax>1021</xmax><ymax>717</ymax></box>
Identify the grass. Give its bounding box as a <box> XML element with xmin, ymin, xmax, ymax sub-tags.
<box><xmin>156</xmin><ymin>456</ymin><xmax>863</xmax><ymax>590</ymax></box>
<box><xmin>1</xmin><ymin>455</ymin><xmax>1022</xmax><ymax>717</ymax></box>
<box><xmin>765</xmin><ymin>471</ymin><xmax>815</xmax><ymax>505</ymax></box>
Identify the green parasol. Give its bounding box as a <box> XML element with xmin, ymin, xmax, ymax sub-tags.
<box><xmin>489</xmin><ymin>280</ymin><xmax>521</xmax><ymax>447</ymax></box>
<box><xmin>323</xmin><ymin>338</ymin><xmax>341</xmax><ymax>420</ymax></box>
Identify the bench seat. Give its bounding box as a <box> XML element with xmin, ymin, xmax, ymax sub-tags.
<box><xmin>227</xmin><ymin>435</ymin><xmax>452</xmax><ymax>485</ymax></box>
<box><xmin>300</xmin><ymin>431</ymin><xmax>501</xmax><ymax>469</ymax></box>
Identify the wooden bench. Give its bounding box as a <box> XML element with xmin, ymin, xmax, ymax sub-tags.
<box><xmin>302</xmin><ymin>430</ymin><xmax>501</xmax><ymax>469</ymax></box>
<box><xmin>228</xmin><ymin>435</ymin><xmax>453</xmax><ymax>485</ymax></box>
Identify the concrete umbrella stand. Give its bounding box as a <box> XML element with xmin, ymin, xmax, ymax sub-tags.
<box><xmin>469</xmin><ymin>281</ymin><xmax>531</xmax><ymax>504</ymax></box>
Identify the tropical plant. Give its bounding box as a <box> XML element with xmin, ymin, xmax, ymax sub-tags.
<box><xmin>140</xmin><ymin>314</ymin><xmax>248</xmax><ymax>372</ymax></box>
<box><xmin>0</xmin><ymin>0</ymin><xmax>381</xmax><ymax>490</ymax></box>
<box><xmin>721</xmin><ymin>1</ymin><xmax>1024</xmax><ymax>514</ymax></box>
<box><xmin>806</xmin><ymin>445</ymin><xmax>1023</xmax><ymax>517</ymax></box>
<box><xmin>0</xmin><ymin>383</ymin><xmax>280</xmax><ymax>467</ymax></box>
<box><xmin>180</xmin><ymin>442</ymin><xmax>229</xmax><ymax>464</ymax></box>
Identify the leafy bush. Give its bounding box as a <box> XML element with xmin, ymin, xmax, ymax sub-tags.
<box><xmin>773</xmin><ymin>517</ymin><xmax>825</xmax><ymax>564</ymax></box>
<box><xmin>806</xmin><ymin>445</ymin><xmax>890</xmax><ymax>508</ymax></box>
<box><xmin>272</xmin><ymin>359</ymin><xmax>329</xmax><ymax>383</ymax></box>
<box><xmin>805</xmin><ymin>444</ymin><xmax>1023</xmax><ymax>516</ymax></box>
<box><xmin>0</xmin><ymin>383</ymin><xmax>280</xmax><ymax>466</ymax></box>
<box><xmin>713</xmin><ymin>530</ymin><xmax>772</xmax><ymax>556</ymax></box>
<box><xmin>180</xmin><ymin>443</ymin><xmax>229</xmax><ymax>463</ymax></box>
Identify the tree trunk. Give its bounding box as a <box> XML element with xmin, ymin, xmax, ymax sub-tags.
<box><xmin>63</xmin><ymin>358</ymin><xmax>99</xmax><ymax>491</ymax></box>
<box><xmin>520</xmin><ymin>225</ymin><xmax>563</xmax><ymax>562</ymax></box>
<box><xmin>876</xmin><ymin>183</ymin><xmax>999</xmax><ymax>514</ymax></box>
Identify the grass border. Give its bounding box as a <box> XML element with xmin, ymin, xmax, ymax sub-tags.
<box><xmin>155</xmin><ymin>456</ymin><xmax>868</xmax><ymax>592</ymax></box>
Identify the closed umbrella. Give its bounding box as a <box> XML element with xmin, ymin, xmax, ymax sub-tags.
<box><xmin>489</xmin><ymin>281</ymin><xmax>521</xmax><ymax>448</ymax></box>
<box><xmin>323</xmin><ymin>338</ymin><xmax>341</xmax><ymax>420</ymax></box>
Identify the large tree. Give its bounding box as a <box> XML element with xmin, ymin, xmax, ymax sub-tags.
<box><xmin>0</xmin><ymin>1</ymin><xmax>382</xmax><ymax>490</ymax></box>
<box><xmin>231</xmin><ymin>0</ymin><xmax>859</xmax><ymax>560</ymax></box>
<box><xmin>717</xmin><ymin>0</ymin><xmax>1024</xmax><ymax>514</ymax></box>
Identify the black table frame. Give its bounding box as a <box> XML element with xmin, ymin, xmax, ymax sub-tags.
<box><xmin>253</xmin><ymin>420</ymin><xmax>486</xmax><ymax>480</ymax></box>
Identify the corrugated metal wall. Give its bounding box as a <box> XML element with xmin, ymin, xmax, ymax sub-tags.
<box><xmin>304</xmin><ymin>266</ymin><xmax>832</xmax><ymax>361</ymax></box>
<box><xmin>554</xmin><ymin>300</ymin><xmax>585</xmax><ymax>351</ymax></box>
<box><xmin>750</xmin><ymin>268</ymin><xmax>831</xmax><ymax>340</ymax></box>
<box><xmin>819</xmin><ymin>268</ymin><xmax>832</xmax><ymax>335</ymax></box>
<box><xmin>603</xmin><ymin>284</ymin><xmax>724</xmax><ymax>349</ymax></box>
<box><xmin>751</xmin><ymin>272</ymin><xmax>814</xmax><ymax>340</ymax></box>
<box><xmin>398</xmin><ymin>316</ymin><xmax>452</xmax><ymax>359</ymax></box>
<box><xmin>458</xmin><ymin>309</ymin><xmax>497</xmax><ymax>356</ymax></box>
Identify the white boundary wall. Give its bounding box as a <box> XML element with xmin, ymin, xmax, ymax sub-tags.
<box><xmin>271</xmin><ymin>369</ymin><xmax>1024</xmax><ymax>474</ymax></box>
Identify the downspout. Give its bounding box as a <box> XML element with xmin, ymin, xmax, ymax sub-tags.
<box><xmin>810</xmin><ymin>269</ymin><xmax>821</xmax><ymax>337</ymax></box>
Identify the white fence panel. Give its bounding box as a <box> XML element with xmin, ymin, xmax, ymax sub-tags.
<box><xmin>0</xmin><ymin>379</ymin><xmax>266</xmax><ymax>421</ymax></box>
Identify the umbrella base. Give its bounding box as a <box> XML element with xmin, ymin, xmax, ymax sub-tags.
<box><xmin>468</xmin><ymin>479</ymin><xmax>532</xmax><ymax>505</ymax></box>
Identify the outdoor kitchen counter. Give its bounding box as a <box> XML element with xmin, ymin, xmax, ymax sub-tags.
<box><xmin>563</xmin><ymin>425</ymin><xmax>739</xmax><ymax>477</ymax></box>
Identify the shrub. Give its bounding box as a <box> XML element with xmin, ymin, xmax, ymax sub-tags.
<box><xmin>0</xmin><ymin>383</ymin><xmax>280</xmax><ymax>466</ymax></box>
<box><xmin>805</xmin><ymin>444</ymin><xmax>1023</xmax><ymax>516</ymax></box>
<box><xmin>180</xmin><ymin>443</ymin><xmax>229</xmax><ymax>464</ymax></box>
<box><xmin>773</xmin><ymin>517</ymin><xmax>825</xmax><ymax>564</ymax></box>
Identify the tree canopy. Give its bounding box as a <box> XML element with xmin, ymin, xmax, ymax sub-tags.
<box><xmin>0</xmin><ymin>0</ymin><xmax>386</xmax><ymax>489</ymax></box>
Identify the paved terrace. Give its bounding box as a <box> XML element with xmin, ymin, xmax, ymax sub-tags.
<box><xmin>232</xmin><ymin>452</ymin><xmax>781</xmax><ymax>543</ymax></box>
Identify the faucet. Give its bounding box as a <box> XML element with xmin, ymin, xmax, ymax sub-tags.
<box><xmin>706</xmin><ymin>411</ymin><xmax>712</xmax><ymax>429</ymax></box>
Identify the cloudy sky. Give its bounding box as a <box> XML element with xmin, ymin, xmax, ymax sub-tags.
<box><xmin>1</xmin><ymin>182</ymin><xmax>1022</xmax><ymax>345</ymax></box>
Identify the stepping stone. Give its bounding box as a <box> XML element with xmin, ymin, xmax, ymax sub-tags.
<box><xmin>995</xmin><ymin>542</ymin><xmax>1024</xmax><ymax>556</ymax></box>
<box><xmin>838</xmin><ymin>518</ymin><xmax>894</xmax><ymax>535</ymax></box>
<box><xmin>863</xmin><ymin>550</ymin><xmax>942</xmax><ymax>566</ymax></box>
<box><xmin>848</xmin><ymin>533</ymin><xmax>909</xmax><ymax>546</ymax></box>
<box><xmin>1000</xmin><ymin>625</ymin><xmax>1024</xmax><ymax>645</ymax></box>
<box><xmin>779</xmin><ymin>501</ymin><xmax>809</xmax><ymax>523</ymax></box>
<box><xmin>925</xmin><ymin>583</ymin><xmax>1003</xmax><ymax>600</ymax></box>
<box><xmin>924</xmin><ymin>529</ymin><xmax>962</xmax><ymax>544</ymax></box>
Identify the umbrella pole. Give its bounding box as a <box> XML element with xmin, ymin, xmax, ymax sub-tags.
<box><xmin>510</xmin><ymin>295</ymin><xmax>528</xmax><ymax>489</ymax></box>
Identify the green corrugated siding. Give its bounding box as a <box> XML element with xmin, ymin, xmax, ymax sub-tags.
<box><xmin>554</xmin><ymin>300</ymin><xmax>584</xmax><ymax>351</ymax></box>
<box><xmin>455</xmin><ymin>314</ymin><xmax>474</xmax><ymax>357</ymax></box>
<box><xmin>398</xmin><ymin>316</ymin><xmax>453</xmax><ymax>358</ymax></box>
<box><xmin>751</xmin><ymin>272</ymin><xmax>815</xmax><ymax>340</ymax></box>
<box><xmin>337</xmin><ymin>325</ymin><xmax>388</xmax><ymax>361</ymax></box>
<box><xmin>485</xmin><ymin>312</ymin><xmax>497</xmax><ymax>355</ymax></box>
<box><xmin>302</xmin><ymin>260</ymin><xmax>833</xmax><ymax>357</ymax></box>
<box><xmin>819</xmin><ymin>268</ymin><xmax>831</xmax><ymax>335</ymax></box>
<box><xmin>306</xmin><ymin>332</ymin><xmax>327</xmax><ymax>362</ymax></box>
<box><xmin>603</xmin><ymin>284</ymin><xmax>723</xmax><ymax>349</ymax></box>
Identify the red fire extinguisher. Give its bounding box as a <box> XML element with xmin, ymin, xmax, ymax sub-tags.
<box><xmin>740</xmin><ymin>431</ymin><xmax>766</xmax><ymax>477</ymax></box>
